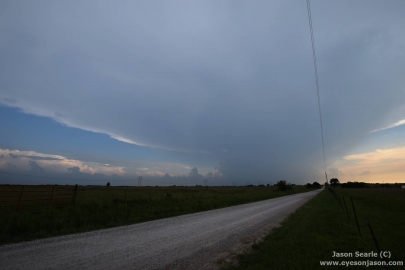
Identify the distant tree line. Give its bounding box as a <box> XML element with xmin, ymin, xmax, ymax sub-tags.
<box><xmin>341</xmin><ymin>181</ymin><xmax>367</xmax><ymax>188</ymax></box>
<box><xmin>305</xmin><ymin>182</ymin><xmax>321</xmax><ymax>189</ymax></box>
<box><xmin>329</xmin><ymin>179</ymin><xmax>403</xmax><ymax>188</ymax></box>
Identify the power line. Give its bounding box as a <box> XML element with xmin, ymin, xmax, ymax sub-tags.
<box><xmin>305</xmin><ymin>0</ymin><xmax>328</xmax><ymax>183</ymax></box>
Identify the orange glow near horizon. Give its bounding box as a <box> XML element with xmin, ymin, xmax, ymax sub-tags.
<box><xmin>331</xmin><ymin>146</ymin><xmax>405</xmax><ymax>184</ymax></box>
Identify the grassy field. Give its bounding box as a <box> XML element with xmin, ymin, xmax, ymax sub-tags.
<box><xmin>0</xmin><ymin>185</ymin><xmax>312</xmax><ymax>245</ymax></box>
<box><xmin>223</xmin><ymin>188</ymin><xmax>405</xmax><ymax>270</ymax></box>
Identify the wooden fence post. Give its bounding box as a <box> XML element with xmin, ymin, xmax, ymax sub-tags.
<box><xmin>366</xmin><ymin>219</ymin><xmax>381</xmax><ymax>255</ymax></box>
<box><xmin>343</xmin><ymin>196</ymin><xmax>350</xmax><ymax>221</ymax></box>
<box><xmin>72</xmin><ymin>184</ymin><xmax>78</xmax><ymax>204</ymax></box>
<box><xmin>338</xmin><ymin>194</ymin><xmax>344</xmax><ymax>210</ymax></box>
<box><xmin>16</xmin><ymin>186</ymin><xmax>25</xmax><ymax>211</ymax></box>
<box><xmin>49</xmin><ymin>185</ymin><xmax>55</xmax><ymax>206</ymax></box>
<box><xmin>351</xmin><ymin>197</ymin><xmax>361</xmax><ymax>236</ymax></box>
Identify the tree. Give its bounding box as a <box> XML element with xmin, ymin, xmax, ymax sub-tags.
<box><xmin>106</xmin><ymin>182</ymin><xmax>110</xmax><ymax>187</ymax></box>
<box><xmin>276</xmin><ymin>180</ymin><xmax>292</xmax><ymax>191</ymax></box>
<box><xmin>305</xmin><ymin>183</ymin><xmax>313</xmax><ymax>188</ymax></box>
<box><xmin>330</xmin><ymin>178</ymin><xmax>339</xmax><ymax>187</ymax></box>
<box><xmin>312</xmin><ymin>182</ymin><xmax>321</xmax><ymax>188</ymax></box>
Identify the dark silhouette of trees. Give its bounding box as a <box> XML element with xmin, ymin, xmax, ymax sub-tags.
<box><xmin>305</xmin><ymin>182</ymin><xmax>321</xmax><ymax>189</ymax></box>
<box><xmin>106</xmin><ymin>182</ymin><xmax>110</xmax><ymax>187</ymax></box>
<box><xmin>276</xmin><ymin>180</ymin><xmax>292</xmax><ymax>191</ymax></box>
<box><xmin>312</xmin><ymin>182</ymin><xmax>321</xmax><ymax>188</ymax></box>
<box><xmin>341</xmin><ymin>181</ymin><xmax>367</xmax><ymax>188</ymax></box>
<box><xmin>330</xmin><ymin>178</ymin><xmax>339</xmax><ymax>187</ymax></box>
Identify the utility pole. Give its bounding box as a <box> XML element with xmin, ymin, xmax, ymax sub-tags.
<box><xmin>138</xmin><ymin>176</ymin><xmax>142</xmax><ymax>187</ymax></box>
<box><xmin>204</xmin><ymin>179</ymin><xmax>207</xmax><ymax>188</ymax></box>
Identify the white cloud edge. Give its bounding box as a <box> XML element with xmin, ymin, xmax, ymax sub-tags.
<box><xmin>1</xmin><ymin>102</ymin><xmax>210</xmax><ymax>153</ymax></box>
<box><xmin>370</xmin><ymin>119</ymin><xmax>405</xmax><ymax>133</ymax></box>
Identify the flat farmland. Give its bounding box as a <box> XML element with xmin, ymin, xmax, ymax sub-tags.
<box><xmin>0</xmin><ymin>189</ymin><xmax>322</xmax><ymax>269</ymax></box>
<box><xmin>224</xmin><ymin>187</ymin><xmax>405</xmax><ymax>269</ymax></box>
<box><xmin>0</xmin><ymin>185</ymin><xmax>313</xmax><ymax>245</ymax></box>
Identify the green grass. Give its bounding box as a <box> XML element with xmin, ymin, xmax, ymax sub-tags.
<box><xmin>0</xmin><ymin>185</ymin><xmax>312</xmax><ymax>245</ymax></box>
<box><xmin>223</xmin><ymin>188</ymin><xmax>405</xmax><ymax>270</ymax></box>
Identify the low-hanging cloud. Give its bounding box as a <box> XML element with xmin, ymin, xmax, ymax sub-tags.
<box><xmin>0</xmin><ymin>149</ymin><xmax>126</xmax><ymax>177</ymax></box>
<box><xmin>0</xmin><ymin>148</ymin><xmax>222</xmax><ymax>185</ymax></box>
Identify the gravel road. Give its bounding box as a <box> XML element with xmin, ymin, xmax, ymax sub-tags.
<box><xmin>1</xmin><ymin>189</ymin><xmax>322</xmax><ymax>270</ymax></box>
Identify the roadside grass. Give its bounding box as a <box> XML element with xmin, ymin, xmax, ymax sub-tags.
<box><xmin>223</xmin><ymin>188</ymin><xmax>405</xmax><ymax>270</ymax></box>
<box><xmin>0</xmin><ymin>185</ymin><xmax>313</xmax><ymax>245</ymax></box>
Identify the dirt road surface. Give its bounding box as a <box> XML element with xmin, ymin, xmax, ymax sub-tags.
<box><xmin>1</xmin><ymin>188</ymin><xmax>322</xmax><ymax>270</ymax></box>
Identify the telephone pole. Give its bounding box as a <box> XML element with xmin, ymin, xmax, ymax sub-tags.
<box><xmin>138</xmin><ymin>176</ymin><xmax>142</xmax><ymax>187</ymax></box>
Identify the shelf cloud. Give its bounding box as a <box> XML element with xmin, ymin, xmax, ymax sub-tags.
<box><xmin>1</xmin><ymin>1</ymin><xmax>404</xmax><ymax>184</ymax></box>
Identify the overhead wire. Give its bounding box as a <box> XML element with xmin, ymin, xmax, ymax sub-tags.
<box><xmin>305</xmin><ymin>0</ymin><xmax>328</xmax><ymax>183</ymax></box>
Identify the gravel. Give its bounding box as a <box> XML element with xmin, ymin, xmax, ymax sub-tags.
<box><xmin>0</xmin><ymin>189</ymin><xmax>322</xmax><ymax>270</ymax></box>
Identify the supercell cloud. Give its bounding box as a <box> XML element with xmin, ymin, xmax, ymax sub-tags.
<box><xmin>1</xmin><ymin>1</ymin><xmax>404</xmax><ymax>184</ymax></box>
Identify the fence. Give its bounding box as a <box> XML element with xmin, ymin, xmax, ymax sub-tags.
<box><xmin>0</xmin><ymin>184</ymin><xmax>78</xmax><ymax>211</ymax></box>
<box><xmin>327</xmin><ymin>187</ymin><xmax>389</xmax><ymax>263</ymax></box>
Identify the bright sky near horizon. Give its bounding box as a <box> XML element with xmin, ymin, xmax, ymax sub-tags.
<box><xmin>1</xmin><ymin>0</ymin><xmax>405</xmax><ymax>186</ymax></box>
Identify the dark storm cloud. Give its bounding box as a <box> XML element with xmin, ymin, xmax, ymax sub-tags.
<box><xmin>9</xmin><ymin>153</ymin><xmax>20</xmax><ymax>160</ymax></box>
<box><xmin>67</xmin><ymin>166</ymin><xmax>81</xmax><ymax>174</ymax></box>
<box><xmin>6</xmin><ymin>163</ymin><xmax>15</xmax><ymax>169</ymax></box>
<box><xmin>7</xmin><ymin>153</ymin><xmax>61</xmax><ymax>161</ymax></box>
<box><xmin>3</xmin><ymin>98</ymin><xmax>17</xmax><ymax>104</ymax></box>
<box><xmin>29</xmin><ymin>160</ymin><xmax>46</xmax><ymax>174</ymax></box>
<box><xmin>158</xmin><ymin>167</ymin><xmax>221</xmax><ymax>186</ymax></box>
<box><xmin>25</xmin><ymin>156</ymin><xmax>63</xmax><ymax>161</ymax></box>
<box><xmin>1</xmin><ymin>0</ymin><xmax>404</xmax><ymax>184</ymax></box>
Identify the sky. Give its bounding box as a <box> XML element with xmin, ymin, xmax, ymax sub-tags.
<box><xmin>1</xmin><ymin>0</ymin><xmax>405</xmax><ymax>186</ymax></box>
